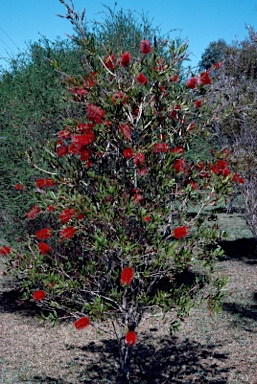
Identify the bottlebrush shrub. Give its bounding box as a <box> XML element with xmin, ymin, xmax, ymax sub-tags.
<box><xmin>4</xmin><ymin>1</ymin><xmax>243</xmax><ymax>381</ymax></box>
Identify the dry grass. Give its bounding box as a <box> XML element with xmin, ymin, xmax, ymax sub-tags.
<box><xmin>1</xmin><ymin>214</ymin><xmax>257</xmax><ymax>383</ymax></box>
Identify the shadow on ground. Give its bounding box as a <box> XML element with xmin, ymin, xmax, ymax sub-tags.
<box><xmin>30</xmin><ymin>333</ymin><xmax>231</xmax><ymax>384</ymax></box>
<box><xmin>219</xmin><ymin>237</ymin><xmax>257</xmax><ymax>262</ymax></box>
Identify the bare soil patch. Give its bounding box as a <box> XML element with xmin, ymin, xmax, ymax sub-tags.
<box><xmin>1</xmin><ymin>214</ymin><xmax>257</xmax><ymax>383</ymax></box>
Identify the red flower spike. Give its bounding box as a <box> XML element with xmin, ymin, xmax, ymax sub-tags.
<box><xmin>186</xmin><ymin>77</ymin><xmax>198</xmax><ymax>89</ymax></box>
<box><xmin>137</xmin><ymin>72</ymin><xmax>148</xmax><ymax>86</ymax></box>
<box><xmin>140</xmin><ymin>40</ymin><xmax>151</xmax><ymax>54</ymax></box>
<box><xmin>57</xmin><ymin>145</ymin><xmax>69</xmax><ymax>157</ymax></box>
<box><xmin>213</xmin><ymin>62</ymin><xmax>222</xmax><ymax>70</ymax></box>
<box><xmin>35</xmin><ymin>178</ymin><xmax>55</xmax><ymax>188</ymax></box>
<box><xmin>80</xmin><ymin>148</ymin><xmax>91</xmax><ymax>161</ymax></box>
<box><xmin>38</xmin><ymin>242</ymin><xmax>51</xmax><ymax>255</ymax></box>
<box><xmin>59</xmin><ymin>208</ymin><xmax>77</xmax><ymax>224</ymax></box>
<box><xmin>199</xmin><ymin>71</ymin><xmax>212</xmax><ymax>85</ymax></box>
<box><xmin>119</xmin><ymin>124</ymin><xmax>132</xmax><ymax>141</ymax></box>
<box><xmin>123</xmin><ymin>148</ymin><xmax>134</xmax><ymax>159</ymax></box>
<box><xmin>188</xmin><ymin>123</ymin><xmax>195</xmax><ymax>131</ymax></box>
<box><xmin>120</xmin><ymin>267</ymin><xmax>134</xmax><ymax>285</ymax></box>
<box><xmin>153</xmin><ymin>143</ymin><xmax>169</xmax><ymax>153</ymax></box>
<box><xmin>133</xmin><ymin>153</ymin><xmax>145</xmax><ymax>166</ymax></box>
<box><xmin>138</xmin><ymin>167</ymin><xmax>149</xmax><ymax>177</ymax></box>
<box><xmin>143</xmin><ymin>216</ymin><xmax>151</xmax><ymax>222</ymax></box>
<box><xmin>14</xmin><ymin>183</ymin><xmax>24</xmax><ymax>190</ymax></box>
<box><xmin>121</xmin><ymin>51</ymin><xmax>131</xmax><ymax>67</ymax></box>
<box><xmin>0</xmin><ymin>246</ymin><xmax>11</xmax><ymax>256</ymax></box>
<box><xmin>32</xmin><ymin>290</ymin><xmax>46</xmax><ymax>301</ymax></box>
<box><xmin>86</xmin><ymin>103</ymin><xmax>105</xmax><ymax>124</ymax></box>
<box><xmin>72</xmin><ymin>132</ymin><xmax>95</xmax><ymax>149</ymax></box>
<box><xmin>35</xmin><ymin>228</ymin><xmax>52</xmax><ymax>240</ymax></box>
<box><xmin>174</xmin><ymin>159</ymin><xmax>187</xmax><ymax>173</ymax></box>
<box><xmin>46</xmin><ymin>205</ymin><xmax>55</xmax><ymax>212</ymax></box>
<box><xmin>173</xmin><ymin>226</ymin><xmax>189</xmax><ymax>239</ymax></box>
<box><xmin>171</xmin><ymin>146</ymin><xmax>184</xmax><ymax>154</ymax></box>
<box><xmin>194</xmin><ymin>99</ymin><xmax>202</xmax><ymax>108</ymax></box>
<box><xmin>60</xmin><ymin>226</ymin><xmax>76</xmax><ymax>239</ymax></box>
<box><xmin>104</xmin><ymin>54</ymin><xmax>116</xmax><ymax>70</ymax></box>
<box><xmin>171</xmin><ymin>75</ymin><xmax>179</xmax><ymax>82</ymax></box>
<box><xmin>232</xmin><ymin>174</ymin><xmax>245</xmax><ymax>184</ymax></box>
<box><xmin>58</xmin><ymin>129</ymin><xmax>70</xmax><ymax>139</ymax></box>
<box><xmin>74</xmin><ymin>316</ymin><xmax>90</xmax><ymax>330</ymax></box>
<box><xmin>125</xmin><ymin>331</ymin><xmax>137</xmax><ymax>346</ymax></box>
<box><xmin>26</xmin><ymin>205</ymin><xmax>40</xmax><ymax>220</ymax></box>
<box><xmin>133</xmin><ymin>194</ymin><xmax>144</xmax><ymax>204</ymax></box>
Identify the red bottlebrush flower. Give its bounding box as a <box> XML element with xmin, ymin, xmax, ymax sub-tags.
<box><xmin>133</xmin><ymin>153</ymin><xmax>145</xmax><ymax>166</ymax></box>
<box><xmin>59</xmin><ymin>208</ymin><xmax>77</xmax><ymax>224</ymax></box>
<box><xmin>173</xmin><ymin>226</ymin><xmax>189</xmax><ymax>239</ymax></box>
<box><xmin>35</xmin><ymin>228</ymin><xmax>52</xmax><ymax>240</ymax></box>
<box><xmin>153</xmin><ymin>143</ymin><xmax>169</xmax><ymax>153</ymax></box>
<box><xmin>222</xmin><ymin>168</ymin><xmax>230</xmax><ymax>177</ymax></box>
<box><xmin>14</xmin><ymin>183</ymin><xmax>24</xmax><ymax>190</ymax></box>
<box><xmin>123</xmin><ymin>148</ymin><xmax>134</xmax><ymax>159</ymax></box>
<box><xmin>60</xmin><ymin>226</ymin><xmax>76</xmax><ymax>239</ymax></box>
<box><xmin>46</xmin><ymin>205</ymin><xmax>55</xmax><ymax>212</ymax></box>
<box><xmin>74</xmin><ymin>316</ymin><xmax>90</xmax><ymax>330</ymax></box>
<box><xmin>58</xmin><ymin>129</ymin><xmax>70</xmax><ymax>139</ymax></box>
<box><xmin>32</xmin><ymin>290</ymin><xmax>46</xmax><ymax>301</ymax></box>
<box><xmin>188</xmin><ymin>123</ymin><xmax>195</xmax><ymax>131</ymax></box>
<box><xmin>76</xmin><ymin>123</ymin><xmax>95</xmax><ymax>133</ymax></box>
<box><xmin>38</xmin><ymin>242</ymin><xmax>51</xmax><ymax>255</ymax></box>
<box><xmin>133</xmin><ymin>193</ymin><xmax>144</xmax><ymax>204</ymax></box>
<box><xmin>217</xmin><ymin>160</ymin><xmax>229</xmax><ymax>170</ymax></box>
<box><xmin>154</xmin><ymin>58</ymin><xmax>165</xmax><ymax>72</ymax></box>
<box><xmin>119</xmin><ymin>124</ymin><xmax>132</xmax><ymax>141</ymax></box>
<box><xmin>35</xmin><ymin>178</ymin><xmax>55</xmax><ymax>188</ymax></box>
<box><xmin>125</xmin><ymin>331</ymin><xmax>137</xmax><ymax>346</ymax></box>
<box><xmin>0</xmin><ymin>246</ymin><xmax>11</xmax><ymax>256</ymax></box>
<box><xmin>199</xmin><ymin>71</ymin><xmax>212</xmax><ymax>85</ymax></box>
<box><xmin>213</xmin><ymin>62</ymin><xmax>222</xmax><ymax>69</ymax></box>
<box><xmin>111</xmin><ymin>92</ymin><xmax>124</xmax><ymax>104</ymax></box>
<box><xmin>194</xmin><ymin>99</ymin><xmax>202</xmax><ymax>108</ymax></box>
<box><xmin>77</xmin><ymin>213</ymin><xmax>84</xmax><ymax>220</ymax></box>
<box><xmin>171</xmin><ymin>74</ymin><xmax>179</xmax><ymax>82</ymax></box>
<box><xmin>171</xmin><ymin>146</ymin><xmax>184</xmax><ymax>154</ymax></box>
<box><xmin>186</xmin><ymin>77</ymin><xmax>198</xmax><ymax>89</ymax></box>
<box><xmin>232</xmin><ymin>174</ymin><xmax>245</xmax><ymax>184</ymax></box>
<box><xmin>120</xmin><ymin>267</ymin><xmax>134</xmax><ymax>285</ymax></box>
<box><xmin>140</xmin><ymin>40</ymin><xmax>151</xmax><ymax>54</ymax></box>
<box><xmin>72</xmin><ymin>132</ymin><xmax>95</xmax><ymax>150</ymax></box>
<box><xmin>189</xmin><ymin>181</ymin><xmax>198</xmax><ymax>190</ymax></box>
<box><xmin>174</xmin><ymin>159</ymin><xmax>187</xmax><ymax>173</ymax></box>
<box><xmin>137</xmin><ymin>72</ymin><xmax>148</xmax><ymax>85</ymax></box>
<box><xmin>121</xmin><ymin>51</ymin><xmax>131</xmax><ymax>67</ymax></box>
<box><xmin>143</xmin><ymin>216</ymin><xmax>151</xmax><ymax>222</ymax></box>
<box><xmin>86</xmin><ymin>103</ymin><xmax>105</xmax><ymax>124</ymax></box>
<box><xmin>104</xmin><ymin>54</ymin><xmax>116</xmax><ymax>70</ymax></box>
<box><xmin>80</xmin><ymin>148</ymin><xmax>91</xmax><ymax>161</ymax></box>
<box><xmin>57</xmin><ymin>145</ymin><xmax>69</xmax><ymax>157</ymax></box>
<box><xmin>26</xmin><ymin>205</ymin><xmax>41</xmax><ymax>220</ymax></box>
<box><xmin>138</xmin><ymin>167</ymin><xmax>149</xmax><ymax>176</ymax></box>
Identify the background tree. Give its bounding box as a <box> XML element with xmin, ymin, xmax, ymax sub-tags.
<box><xmin>205</xmin><ymin>26</ymin><xmax>257</xmax><ymax>234</ymax></box>
<box><xmin>198</xmin><ymin>39</ymin><xmax>229</xmax><ymax>71</ymax></box>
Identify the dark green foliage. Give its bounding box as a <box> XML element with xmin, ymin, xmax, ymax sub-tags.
<box><xmin>198</xmin><ymin>39</ymin><xmax>228</xmax><ymax>71</ymax></box>
<box><xmin>0</xmin><ymin>38</ymin><xmax>83</xmax><ymax>242</ymax></box>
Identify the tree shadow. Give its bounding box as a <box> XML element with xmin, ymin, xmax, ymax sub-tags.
<box><xmin>63</xmin><ymin>333</ymin><xmax>231</xmax><ymax>383</ymax></box>
<box><xmin>219</xmin><ymin>237</ymin><xmax>257</xmax><ymax>262</ymax></box>
<box><xmin>0</xmin><ymin>289</ymin><xmax>41</xmax><ymax>315</ymax></box>
<box><xmin>222</xmin><ymin>301</ymin><xmax>257</xmax><ymax>325</ymax></box>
